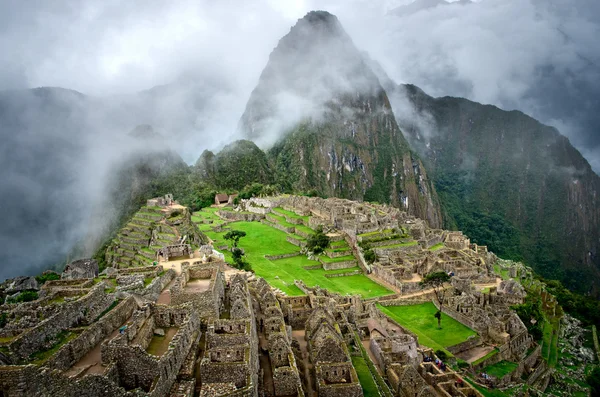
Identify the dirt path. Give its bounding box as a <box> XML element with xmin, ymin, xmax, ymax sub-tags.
<box><xmin>292</xmin><ymin>330</ymin><xmax>316</xmax><ymax>397</ymax></box>
<box><xmin>361</xmin><ymin>338</ymin><xmax>383</xmax><ymax>374</ymax></box>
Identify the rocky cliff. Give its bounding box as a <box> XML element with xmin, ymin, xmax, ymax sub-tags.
<box><xmin>239</xmin><ymin>11</ymin><xmax>442</xmax><ymax>227</ymax></box>
<box><xmin>392</xmin><ymin>84</ymin><xmax>600</xmax><ymax>294</ymax></box>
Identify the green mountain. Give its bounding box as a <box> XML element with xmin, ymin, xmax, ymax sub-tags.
<box><xmin>195</xmin><ymin>140</ymin><xmax>273</xmax><ymax>190</ymax></box>
<box><xmin>391</xmin><ymin>84</ymin><xmax>600</xmax><ymax>294</ymax></box>
<box><xmin>238</xmin><ymin>11</ymin><xmax>442</xmax><ymax>227</ymax></box>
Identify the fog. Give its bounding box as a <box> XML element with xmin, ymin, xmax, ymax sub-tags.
<box><xmin>0</xmin><ymin>0</ymin><xmax>598</xmax><ymax>280</ymax></box>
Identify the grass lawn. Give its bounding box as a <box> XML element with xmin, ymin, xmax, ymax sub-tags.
<box><xmin>351</xmin><ymin>355</ymin><xmax>380</xmax><ymax>397</ymax></box>
<box><xmin>377</xmin><ymin>303</ymin><xmax>477</xmax><ymax>355</ymax></box>
<box><xmin>541</xmin><ymin>318</ymin><xmax>560</xmax><ymax>367</ymax></box>
<box><xmin>267</xmin><ymin>213</ymin><xmax>297</xmax><ymax>228</ymax></box>
<box><xmin>273</xmin><ymin>207</ymin><xmax>309</xmax><ymax>221</ymax></box>
<box><xmin>319</xmin><ymin>254</ymin><xmax>356</xmax><ymax>263</ymax></box>
<box><xmin>482</xmin><ymin>361</ymin><xmax>518</xmax><ymax>379</ymax></box>
<box><xmin>493</xmin><ymin>264</ymin><xmax>511</xmax><ymax>280</ymax></box>
<box><xmin>195</xmin><ymin>210</ymin><xmax>391</xmax><ymax>298</ymax></box>
<box><xmin>429</xmin><ymin>243</ymin><xmax>444</xmax><ymax>251</ymax></box>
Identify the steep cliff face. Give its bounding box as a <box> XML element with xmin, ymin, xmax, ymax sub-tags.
<box><xmin>239</xmin><ymin>11</ymin><xmax>442</xmax><ymax>227</ymax></box>
<box><xmin>393</xmin><ymin>84</ymin><xmax>600</xmax><ymax>294</ymax></box>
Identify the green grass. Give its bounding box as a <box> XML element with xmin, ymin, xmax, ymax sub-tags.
<box><xmin>30</xmin><ymin>331</ymin><xmax>79</xmax><ymax>364</ymax></box>
<box><xmin>429</xmin><ymin>243</ymin><xmax>444</xmax><ymax>251</ymax></box>
<box><xmin>267</xmin><ymin>213</ymin><xmax>296</xmax><ymax>228</ymax></box>
<box><xmin>482</xmin><ymin>360</ymin><xmax>518</xmax><ymax>379</ymax></box>
<box><xmin>541</xmin><ymin>318</ymin><xmax>560</xmax><ymax>367</ymax></box>
<box><xmin>318</xmin><ymin>254</ymin><xmax>356</xmax><ymax>264</ymax></box>
<box><xmin>351</xmin><ymin>355</ymin><xmax>380</xmax><ymax>397</ymax></box>
<box><xmin>195</xmin><ymin>210</ymin><xmax>391</xmax><ymax>298</ymax></box>
<box><xmin>377</xmin><ymin>303</ymin><xmax>477</xmax><ymax>355</ymax></box>
<box><xmin>493</xmin><ymin>264</ymin><xmax>511</xmax><ymax>280</ymax></box>
<box><xmin>273</xmin><ymin>207</ymin><xmax>309</xmax><ymax>221</ymax></box>
<box><xmin>330</xmin><ymin>240</ymin><xmax>349</xmax><ymax>248</ymax></box>
<box><xmin>472</xmin><ymin>349</ymin><xmax>498</xmax><ymax>366</ymax></box>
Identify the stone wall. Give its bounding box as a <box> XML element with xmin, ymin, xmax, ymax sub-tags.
<box><xmin>218</xmin><ymin>210</ymin><xmax>265</xmax><ymax>222</ymax></box>
<box><xmin>446</xmin><ymin>337</ymin><xmax>482</xmax><ymax>355</ymax></box>
<box><xmin>102</xmin><ymin>308</ymin><xmax>201</xmax><ymax>396</ymax></box>
<box><xmin>8</xmin><ymin>284</ymin><xmax>111</xmax><ymax>361</ymax></box>
<box><xmin>320</xmin><ymin>260</ymin><xmax>356</xmax><ymax>271</ymax></box>
<box><xmin>45</xmin><ymin>296</ymin><xmax>138</xmax><ymax>371</ymax></box>
<box><xmin>324</xmin><ymin>271</ymin><xmax>362</xmax><ymax>278</ymax></box>
<box><xmin>264</xmin><ymin>252</ymin><xmax>301</xmax><ymax>260</ymax></box>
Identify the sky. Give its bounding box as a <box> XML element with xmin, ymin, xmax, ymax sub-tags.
<box><xmin>0</xmin><ymin>0</ymin><xmax>598</xmax><ymax>169</ymax></box>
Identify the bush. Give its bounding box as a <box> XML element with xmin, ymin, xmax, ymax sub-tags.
<box><xmin>6</xmin><ymin>290</ymin><xmax>39</xmax><ymax>304</ymax></box>
<box><xmin>307</xmin><ymin>226</ymin><xmax>330</xmax><ymax>254</ymax></box>
<box><xmin>364</xmin><ymin>249</ymin><xmax>377</xmax><ymax>264</ymax></box>
<box><xmin>587</xmin><ymin>366</ymin><xmax>600</xmax><ymax>396</ymax></box>
<box><xmin>35</xmin><ymin>272</ymin><xmax>60</xmax><ymax>285</ymax></box>
<box><xmin>435</xmin><ymin>349</ymin><xmax>449</xmax><ymax>361</ymax></box>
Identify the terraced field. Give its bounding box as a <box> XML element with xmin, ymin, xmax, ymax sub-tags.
<box><xmin>193</xmin><ymin>208</ymin><xmax>392</xmax><ymax>298</ymax></box>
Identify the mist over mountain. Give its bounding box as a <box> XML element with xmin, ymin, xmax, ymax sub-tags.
<box><xmin>0</xmin><ymin>1</ymin><xmax>599</xmax><ymax>299</ymax></box>
<box><xmin>240</xmin><ymin>11</ymin><xmax>442</xmax><ymax>226</ymax></box>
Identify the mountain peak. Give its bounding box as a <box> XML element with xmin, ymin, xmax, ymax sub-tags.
<box><xmin>239</xmin><ymin>11</ymin><xmax>382</xmax><ymax>144</ymax></box>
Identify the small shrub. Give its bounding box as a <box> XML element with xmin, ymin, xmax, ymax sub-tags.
<box><xmin>6</xmin><ymin>290</ymin><xmax>39</xmax><ymax>304</ymax></box>
<box><xmin>35</xmin><ymin>272</ymin><xmax>60</xmax><ymax>285</ymax></box>
<box><xmin>435</xmin><ymin>349</ymin><xmax>449</xmax><ymax>360</ymax></box>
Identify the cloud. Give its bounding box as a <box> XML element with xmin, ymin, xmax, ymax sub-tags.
<box><xmin>0</xmin><ymin>0</ymin><xmax>598</xmax><ymax>280</ymax></box>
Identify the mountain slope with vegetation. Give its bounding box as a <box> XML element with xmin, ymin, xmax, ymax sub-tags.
<box><xmin>391</xmin><ymin>84</ymin><xmax>600</xmax><ymax>295</ymax></box>
<box><xmin>239</xmin><ymin>11</ymin><xmax>442</xmax><ymax>227</ymax></box>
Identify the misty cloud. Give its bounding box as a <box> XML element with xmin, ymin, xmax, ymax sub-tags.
<box><xmin>0</xmin><ymin>0</ymin><xmax>598</xmax><ymax>280</ymax></box>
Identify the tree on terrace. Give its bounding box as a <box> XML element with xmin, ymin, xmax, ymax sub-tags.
<box><xmin>420</xmin><ymin>271</ymin><xmax>451</xmax><ymax>329</ymax></box>
<box><xmin>224</xmin><ymin>230</ymin><xmax>247</xmax><ymax>248</ymax></box>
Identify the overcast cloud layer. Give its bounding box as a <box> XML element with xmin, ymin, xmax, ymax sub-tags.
<box><xmin>0</xmin><ymin>0</ymin><xmax>598</xmax><ymax>280</ymax></box>
<box><xmin>1</xmin><ymin>0</ymin><xmax>598</xmax><ymax>168</ymax></box>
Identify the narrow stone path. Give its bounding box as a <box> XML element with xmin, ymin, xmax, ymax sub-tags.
<box><xmin>292</xmin><ymin>330</ymin><xmax>316</xmax><ymax>397</ymax></box>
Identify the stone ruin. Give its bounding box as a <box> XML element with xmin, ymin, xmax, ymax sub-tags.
<box><xmin>0</xmin><ymin>196</ymin><xmax>553</xmax><ymax>396</ymax></box>
<box><xmin>147</xmin><ymin>194</ymin><xmax>175</xmax><ymax>208</ymax></box>
<box><xmin>62</xmin><ymin>258</ymin><xmax>99</xmax><ymax>280</ymax></box>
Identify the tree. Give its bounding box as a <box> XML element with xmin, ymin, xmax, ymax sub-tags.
<box><xmin>364</xmin><ymin>248</ymin><xmax>377</xmax><ymax>265</ymax></box>
<box><xmin>231</xmin><ymin>247</ymin><xmax>252</xmax><ymax>272</ymax></box>
<box><xmin>587</xmin><ymin>366</ymin><xmax>600</xmax><ymax>396</ymax></box>
<box><xmin>307</xmin><ymin>226</ymin><xmax>330</xmax><ymax>254</ymax></box>
<box><xmin>420</xmin><ymin>271</ymin><xmax>451</xmax><ymax>329</ymax></box>
<box><xmin>224</xmin><ymin>230</ymin><xmax>247</xmax><ymax>248</ymax></box>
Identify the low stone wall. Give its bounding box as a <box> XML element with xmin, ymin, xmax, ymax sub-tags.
<box><xmin>140</xmin><ymin>269</ymin><xmax>176</xmax><ymax>301</ymax></box>
<box><xmin>303</xmin><ymin>265</ymin><xmax>323</xmax><ymax>270</ymax></box>
<box><xmin>246</xmin><ymin>206</ymin><xmax>271</xmax><ymax>215</ymax></box>
<box><xmin>286</xmin><ymin>235</ymin><xmax>306</xmax><ymax>247</ymax></box>
<box><xmin>325</xmin><ymin>249</ymin><xmax>352</xmax><ymax>258</ymax></box>
<box><xmin>218</xmin><ymin>210</ymin><xmax>264</xmax><ymax>222</ymax></box>
<box><xmin>265</xmin><ymin>252</ymin><xmax>301</xmax><ymax>261</ymax></box>
<box><xmin>261</xmin><ymin>219</ymin><xmax>295</xmax><ymax>234</ymax></box>
<box><xmin>374</xmin><ymin>244</ymin><xmax>420</xmax><ymax>256</ymax></box>
<box><xmin>320</xmin><ymin>260</ymin><xmax>356</xmax><ymax>271</ymax></box>
<box><xmin>377</xmin><ymin>297</ymin><xmax>431</xmax><ymax>306</ymax></box>
<box><xmin>45</xmin><ymin>296</ymin><xmax>138</xmax><ymax>370</ymax></box>
<box><xmin>447</xmin><ymin>337</ymin><xmax>482</xmax><ymax>355</ymax></box>
<box><xmin>432</xmin><ymin>301</ymin><xmax>479</xmax><ymax>332</ymax></box>
<box><xmin>324</xmin><ymin>270</ymin><xmax>362</xmax><ymax>278</ymax></box>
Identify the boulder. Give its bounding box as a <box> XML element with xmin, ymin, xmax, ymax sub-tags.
<box><xmin>5</xmin><ymin>276</ymin><xmax>39</xmax><ymax>293</ymax></box>
<box><xmin>62</xmin><ymin>258</ymin><xmax>99</xmax><ymax>280</ymax></box>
